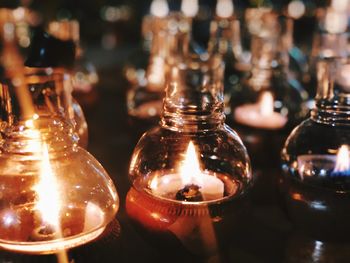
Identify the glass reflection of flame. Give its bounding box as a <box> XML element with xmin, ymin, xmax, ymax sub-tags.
<box><xmin>334</xmin><ymin>145</ymin><xmax>350</xmax><ymax>173</ymax></box>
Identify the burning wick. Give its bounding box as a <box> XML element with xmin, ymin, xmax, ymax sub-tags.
<box><xmin>31</xmin><ymin>225</ymin><xmax>57</xmax><ymax>241</ymax></box>
<box><xmin>175</xmin><ymin>184</ymin><xmax>203</xmax><ymax>202</ymax></box>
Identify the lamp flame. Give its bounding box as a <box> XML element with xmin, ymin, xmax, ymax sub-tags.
<box><xmin>150</xmin><ymin>0</ymin><xmax>169</xmax><ymax>18</ymax></box>
<box><xmin>331</xmin><ymin>0</ymin><xmax>350</xmax><ymax>12</ymax></box>
<box><xmin>324</xmin><ymin>8</ymin><xmax>348</xmax><ymax>34</ymax></box>
<box><xmin>216</xmin><ymin>0</ymin><xmax>234</xmax><ymax>18</ymax></box>
<box><xmin>288</xmin><ymin>0</ymin><xmax>305</xmax><ymax>19</ymax></box>
<box><xmin>33</xmin><ymin>143</ymin><xmax>61</xmax><ymax>230</ymax></box>
<box><xmin>179</xmin><ymin>141</ymin><xmax>202</xmax><ymax>186</ymax></box>
<box><xmin>181</xmin><ymin>0</ymin><xmax>199</xmax><ymax>18</ymax></box>
<box><xmin>334</xmin><ymin>145</ymin><xmax>350</xmax><ymax>172</ymax></box>
<box><xmin>259</xmin><ymin>91</ymin><xmax>274</xmax><ymax>116</ymax></box>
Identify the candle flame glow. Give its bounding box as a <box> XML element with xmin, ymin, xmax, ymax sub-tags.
<box><xmin>331</xmin><ymin>0</ymin><xmax>350</xmax><ymax>12</ymax></box>
<box><xmin>324</xmin><ymin>8</ymin><xmax>348</xmax><ymax>34</ymax></box>
<box><xmin>259</xmin><ymin>91</ymin><xmax>274</xmax><ymax>116</ymax></box>
<box><xmin>287</xmin><ymin>0</ymin><xmax>305</xmax><ymax>19</ymax></box>
<box><xmin>150</xmin><ymin>0</ymin><xmax>169</xmax><ymax>18</ymax></box>
<box><xmin>216</xmin><ymin>0</ymin><xmax>234</xmax><ymax>18</ymax></box>
<box><xmin>33</xmin><ymin>143</ymin><xmax>61</xmax><ymax>230</ymax></box>
<box><xmin>147</xmin><ymin>56</ymin><xmax>165</xmax><ymax>87</ymax></box>
<box><xmin>181</xmin><ymin>0</ymin><xmax>199</xmax><ymax>18</ymax></box>
<box><xmin>334</xmin><ymin>145</ymin><xmax>350</xmax><ymax>172</ymax></box>
<box><xmin>179</xmin><ymin>141</ymin><xmax>202</xmax><ymax>186</ymax></box>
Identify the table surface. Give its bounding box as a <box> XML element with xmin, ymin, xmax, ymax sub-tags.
<box><xmin>0</xmin><ymin>47</ymin><xmax>348</xmax><ymax>263</ymax></box>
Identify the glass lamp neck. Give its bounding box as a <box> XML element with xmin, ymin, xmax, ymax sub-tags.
<box><xmin>24</xmin><ymin>67</ymin><xmax>75</xmax><ymax>122</ymax></box>
<box><xmin>0</xmin><ymin>68</ymin><xmax>77</xmax><ymax>151</ymax></box>
<box><xmin>161</xmin><ymin>55</ymin><xmax>225</xmax><ymax>132</ymax></box>
<box><xmin>311</xmin><ymin>57</ymin><xmax>350</xmax><ymax>126</ymax></box>
<box><xmin>0</xmin><ymin>68</ymin><xmax>73</xmax><ymax>122</ymax></box>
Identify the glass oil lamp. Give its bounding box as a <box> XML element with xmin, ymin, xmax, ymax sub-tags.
<box><xmin>48</xmin><ymin>19</ymin><xmax>99</xmax><ymax>109</ymax></box>
<box><xmin>124</xmin><ymin>0</ymin><xmax>169</xmax><ymax>128</ymax></box>
<box><xmin>125</xmin><ymin>9</ymin><xmax>191</xmax><ymax>130</ymax></box>
<box><xmin>281</xmin><ymin>56</ymin><xmax>350</xmax><ymax>242</ymax></box>
<box><xmin>207</xmin><ymin>0</ymin><xmax>251</xmax><ymax>115</ymax></box>
<box><xmin>25</xmin><ymin>29</ymin><xmax>88</xmax><ymax>148</ymax></box>
<box><xmin>0</xmin><ymin>69</ymin><xmax>119</xmax><ymax>254</ymax></box>
<box><xmin>229</xmin><ymin>31</ymin><xmax>309</xmax><ymax>171</ymax></box>
<box><xmin>126</xmin><ymin>54</ymin><xmax>253</xmax><ymax>257</ymax></box>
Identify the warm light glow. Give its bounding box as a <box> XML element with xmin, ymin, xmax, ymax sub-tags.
<box><xmin>179</xmin><ymin>141</ymin><xmax>202</xmax><ymax>186</ymax></box>
<box><xmin>259</xmin><ymin>91</ymin><xmax>274</xmax><ymax>116</ymax></box>
<box><xmin>331</xmin><ymin>0</ymin><xmax>350</xmax><ymax>12</ymax></box>
<box><xmin>216</xmin><ymin>0</ymin><xmax>234</xmax><ymax>18</ymax></box>
<box><xmin>147</xmin><ymin>56</ymin><xmax>165</xmax><ymax>86</ymax></box>
<box><xmin>324</xmin><ymin>8</ymin><xmax>348</xmax><ymax>34</ymax></box>
<box><xmin>288</xmin><ymin>0</ymin><xmax>305</xmax><ymax>19</ymax></box>
<box><xmin>33</xmin><ymin>143</ymin><xmax>61</xmax><ymax>230</ymax></box>
<box><xmin>181</xmin><ymin>0</ymin><xmax>199</xmax><ymax>18</ymax></box>
<box><xmin>150</xmin><ymin>0</ymin><xmax>169</xmax><ymax>18</ymax></box>
<box><xmin>334</xmin><ymin>145</ymin><xmax>350</xmax><ymax>172</ymax></box>
<box><xmin>13</xmin><ymin>7</ymin><xmax>26</xmax><ymax>21</ymax></box>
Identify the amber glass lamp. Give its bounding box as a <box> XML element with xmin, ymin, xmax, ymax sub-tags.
<box><xmin>0</xmin><ymin>71</ymin><xmax>119</xmax><ymax>254</ymax></box>
<box><xmin>126</xmin><ymin>54</ymin><xmax>253</xmax><ymax>257</ymax></box>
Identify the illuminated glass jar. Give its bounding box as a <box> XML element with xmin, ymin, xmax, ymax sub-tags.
<box><xmin>281</xmin><ymin>57</ymin><xmax>350</xmax><ymax>242</ymax></box>
<box><xmin>126</xmin><ymin>54</ymin><xmax>253</xmax><ymax>257</ymax></box>
<box><xmin>229</xmin><ymin>33</ymin><xmax>309</xmax><ymax>170</ymax></box>
<box><xmin>25</xmin><ymin>29</ymin><xmax>88</xmax><ymax>148</ymax></box>
<box><xmin>0</xmin><ymin>70</ymin><xmax>119</xmax><ymax>254</ymax></box>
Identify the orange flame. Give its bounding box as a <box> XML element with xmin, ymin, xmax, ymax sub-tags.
<box><xmin>259</xmin><ymin>91</ymin><xmax>274</xmax><ymax>116</ymax></box>
<box><xmin>32</xmin><ymin>143</ymin><xmax>61</xmax><ymax>230</ymax></box>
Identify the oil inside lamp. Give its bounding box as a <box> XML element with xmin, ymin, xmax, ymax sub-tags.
<box><xmin>297</xmin><ymin>145</ymin><xmax>350</xmax><ymax>180</ymax></box>
<box><xmin>149</xmin><ymin>141</ymin><xmax>225</xmax><ymax>202</ymax></box>
<box><xmin>234</xmin><ymin>91</ymin><xmax>288</xmax><ymax>130</ymax></box>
